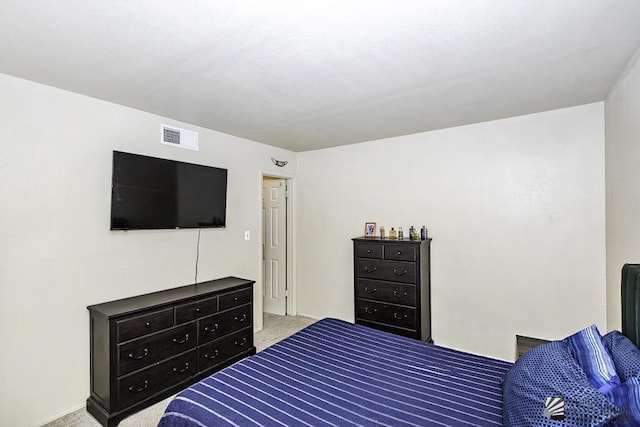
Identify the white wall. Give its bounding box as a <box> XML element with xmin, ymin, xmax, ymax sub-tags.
<box><xmin>605</xmin><ymin>48</ymin><xmax>640</xmax><ymax>331</ymax></box>
<box><xmin>0</xmin><ymin>73</ymin><xmax>296</xmax><ymax>427</ymax></box>
<box><xmin>297</xmin><ymin>103</ymin><xmax>606</xmax><ymax>361</ymax></box>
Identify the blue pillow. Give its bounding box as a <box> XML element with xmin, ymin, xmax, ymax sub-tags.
<box><xmin>502</xmin><ymin>340</ymin><xmax>619</xmax><ymax>426</ymax></box>
<box><xmin>567</xmin><ymin>325</ymin><xmax>621</xmax><ymax>394</ymax></box>
<box><xmin>602</xmin><ymin>330</ymin><xmax>640</xmax><ymax>382</ymax></box>
<box><xmin>606</xmin><ymin>377</ymin><xmax>640</xmax><ymax>425</ymax></box>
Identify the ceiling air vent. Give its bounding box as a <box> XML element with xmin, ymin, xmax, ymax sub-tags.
<box><xmin>160</xmin><ymin>124</ymin><xmax>199</xmax><ymax>151</ymax></box>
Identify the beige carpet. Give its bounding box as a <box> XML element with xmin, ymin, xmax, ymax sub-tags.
<box><xmin>45</xmin><ymin>313</ymin><xmax>316</xmax><ymax>427</ymax></box>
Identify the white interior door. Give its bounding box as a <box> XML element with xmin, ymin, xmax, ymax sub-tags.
<box><xmin>263</xmin><ymin>177</ymin><xmax>287</xmax><ymax>315</ymax></box>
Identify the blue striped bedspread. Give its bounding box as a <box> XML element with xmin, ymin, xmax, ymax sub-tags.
<box><xmin>159</xmin><ymin>318</ymin><xmax>512</xmax><ymax>426</ymax></box>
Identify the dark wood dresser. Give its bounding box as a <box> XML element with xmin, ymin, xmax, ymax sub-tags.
<box><xmin>86</xmin><ymin>276</ymin><xmax>255</xmax><ymax>427</ymax></box>
<box><xmin>353</xmin><ymin>237</ymin><xmax>432</xmax><ymax>342</ymax></box>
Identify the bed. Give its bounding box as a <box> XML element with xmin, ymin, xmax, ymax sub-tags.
<box><xmin>159</xmin><ymin>264</ymin><xmax>640</xmax><ymax>427</ymax></box>
<box><xmin>159</xmin><ymin>318</ymin><xmax>510</xmax><ymax>426</ymax></box>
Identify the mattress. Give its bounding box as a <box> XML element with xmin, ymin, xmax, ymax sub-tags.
<box><xmin>159</xmin><ymin>318</ymin><xmax>512</xmax><ymax>426</ymax></box>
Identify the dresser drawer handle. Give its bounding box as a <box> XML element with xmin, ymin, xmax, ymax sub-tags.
<box><xmin>233</xmin><ymin>296</ymin><xmax>240</xmax><ymax>301</ymax></box>
<box><xmin>172</xmin><ymin>333</ymin><xmax>190</xmax><ymax>344</ymax></box>
<box><xmin>128</xmin><ymin>348</ymin><xmax>149</xmax><ymax>360</ymax></box>
<box><xmin>195</xmin><ymin>308</ymin><xmax>201</xmax><ymax>313</ymax></box>
<box><xmin>393</xmin><ymin>312</ymin><xmax>408</xmax><ymax>320</ymax></box>
<box><xmin>234</xmin><ymin>314</ymin><xmax>247</xmax><ymax>322</ymax></box>
<box><xmin>393</xmin><ymin>290</ymin><xmax>407</xmax><ymax>298</ymax></box>
<box><xmin>172</xmin><ymin>362</ymin><xmax>190</xmax><ymax>374</ymax></box>
<box><xmin>393</xmin><ymin>269</ymin><xmax>407</xmax><ymax>276</ymax></box>
<box><xmin>364</xmin><ymin>307</ymin><xmax>378</xmax><ymax>314</ymax></box>
<box><xmin>235</xmin><ymin>337</ymin><xmax>248</xmax><ymax>347</ymax></box>
<box><xmin>145</xmin><ymin>322</ymin><xmax>151</xmax><ymax>327</ymax></box>
<box><xmin>397</xmin><ymin>251</ymin><xmax>402</xmax><ymax>255</ymax></box>
<box><xmin>128</xmin><ymin>380</ymin><xmax>149</xmax><ymax>393</ymax></box>
<box><xmin>204</xmin><ymin>350</ymin><xmax>219</xmax><ymax>360</ymax></box>
<box><xmin>364</xmin><ymin>287</ymin><xmax>377</xmax><ymax>293</ymax></box>
<box><xmin>204</xmin><ymin>323</ymin><xmax>220</xmax><ymax>333</ymax></box>
<box><xmin>366</xmin><ymin>249</ymin><xmax>372</xmax><ymax>254</ymax></box>
<box><xmin>364</xmin><ymin>266</ymin><xmax>377</xmax><ymax>273</ymax></box>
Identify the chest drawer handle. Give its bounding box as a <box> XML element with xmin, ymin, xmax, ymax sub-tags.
<box><xmin>195</xmin><ymin>308</ymin><xmax>201</xmax><ymax>313</ymax></box>
<box><xmin>234</xmin><ymin>314</ymin><xmax>247</xmax><ymax>322</ymax></box>
<box><xmin>128</xmin><ymin>348</ymin><xmax>149</xmax><ymax>360</ymax></box>
<box><xmin>393</xmin><ymin>269</ymin><xmax>407</xmax><ymax>276</ymax></box>
<box><xmin>235</xmin><ymin>337</ymin><xmax>248</xmax><ymax>347</ymax></box>
<box><xmin>366</xmin><ymin>249</ymin><xmax>372</xmax><ymax>253</ymax></box>
<box><xmin>204</xmin><ymin>349</ymin><xmax>219</xmax><ymax>360</ymax></box>
<box><xmin>364</xmin><ymin>287</ymin><xmax>377</xmax><ymax>293</ymax></box>
<box><xmin>204</xmin><ymin>323</ymin><xmax>220</xmax><ymax>333</ymax></box>
<box><xmin>172</xmin><ymin>362</ymin><xmax>190</xmax><ymax>374</ymax></box>
<box><xmin>364</xmin><ymin>307</ymin><xmax>378</xmax><ymax>314</ymax></box>
<box><xmin>393</xmin><ymin>290</ymin><xmax>407</xmax><ymax>298</ymax></box>
<box><xmin>233</xmin><ymin>296</ymin><xmax>239</xmax><ymax>301</ymax></box>
<box><xmin>145</xmin><ymin>322</ymin><xmax>151</xmax><ymax>327</ymax></box>
<box><xmin>364</xmin><ymin>266</ymin><xmax>377</xmax><ymax>273</ymax></box>
<box><xmin>397</xmin><ymin>251</ymin><xmax>402</xmax><ymax>255</ymax></box>
<box><xmin>172</xmin><ymin>333</ymin><xmax>190</xmax><ymax>344</ymax></box>
<box><xmin>393</xmin><ymin>312</ymin><xmax>408</xmax><ymax>320</ymax></box>
<box><xmin>128</xmin><ymin>380</ymin><xmax>148</xmax><ymax>393</ymax></box>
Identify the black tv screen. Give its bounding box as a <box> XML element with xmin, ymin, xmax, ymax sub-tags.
<box><xmin>110</xmin><ymin>151</ymin><xmax>227</xmax><ymax>230</ymax></box>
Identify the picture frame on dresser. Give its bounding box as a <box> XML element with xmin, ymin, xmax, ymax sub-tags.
<box><xmin>364</xmin><ymin>222</ymin><xmax>376</xmax><ymax>238</ymax></box>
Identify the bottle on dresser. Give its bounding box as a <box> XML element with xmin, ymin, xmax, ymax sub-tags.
<box><xmin>389</xmin><ymin>227</ymin><xmax>397</xmax><ymax>239</ymax></box>
<box><xmin>409</xmin><ymin>226</ymin><xmax>419</xmax><ymax>240</ymax></box>
<box><xmin>421</xmin><ymin>226</ymin><xmax>428</xmax><ymax>240</ymax></box>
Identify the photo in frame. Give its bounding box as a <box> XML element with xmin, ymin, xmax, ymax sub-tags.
<box><xmin>364</xmin><ymin>222</ymin><xmax>376</xmax><ymax>238</ymax></box>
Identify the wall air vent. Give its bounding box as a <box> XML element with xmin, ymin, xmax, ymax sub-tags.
<box><xmin>160</xmin><ymin>124</ymin><xmax>199</xmax><ymax>151</ymax></box>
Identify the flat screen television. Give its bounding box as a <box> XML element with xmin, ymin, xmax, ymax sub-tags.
<box><xmin>110</xmin><ymin>151</ymin><xmax>227</xmax><ymax>230</ymax></box>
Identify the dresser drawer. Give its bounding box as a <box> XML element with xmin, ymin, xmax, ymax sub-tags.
<box><xmin>198</xmin><ymin>327</ymin><xmax>253</xmax><ymax>372</ymax></box>
<box><xmin>219</xmin><ymin>288</ymin><xmax>251</xmax><ymax>311</ymax></box>
<box><xmin>357</xmin><ymin>319</ymin><xmax>418</xmax><ymax>339</ymax></box>
<box><xmin>117</xmin><ymin>350</ymin><xmax>196</xmax><ymax>409</ymax></box>
<box><xmin>116</xmin><ymin>307</ymin><xmax>174</xmax><ymax>343</ymax></box>
<box><xmin>355</xmin><ymin>300</ymin><xmax>416</xmax><ymax>330</ymax></box>
<box><xmin>355</xmin><ymin>259</ymin><xmax>416</xmax><ymax>284</ymax></box>
<box><xmin>198</xmin><ymin>304</ymin><xmax>252</xmax><ymax>344</ymax></box>
<box><xmin>175</xmin><ymin>296</ymin><xmax>218</xmax><ymax>324</ymax></box>
<box><xmin>355</xmin><ymin>279</ymin><xmax>417</xmax><ymax>306</ymax></box>
<box><xmin>354</xmin><ymin>243</ymin><xmax>383</xmax><ymax>259</ymax></box>
<box><xmin>118</xmin><ymin>322</ymin><xmax>197</xmax><ymax>376</ymax></box>
<box><xmin>383</xmin><ymin>244</ymin><xmax>416</xmax><ymax>262</ymax></box>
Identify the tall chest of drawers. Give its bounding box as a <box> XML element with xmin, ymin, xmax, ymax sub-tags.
<box><xmin>86</xmin><ymin>277</ymin><xmax>255</xmax><ymax>427</ymax></box>
<box><xmin>353</xmin><ymin>237</ymin><xmax>432</xmax><ymax>342</ymax></box>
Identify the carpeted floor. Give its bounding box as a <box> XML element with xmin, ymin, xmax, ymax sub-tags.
<box><xmin>45</xmin><ymin>313</ymin><xmax>316</xmax><ymax>427</ymax></box>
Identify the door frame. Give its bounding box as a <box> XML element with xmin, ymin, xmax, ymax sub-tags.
<box><xmin>258</xmin><ymin>171</ymin><xmax>296</xmax><ymax>328</ymax></box>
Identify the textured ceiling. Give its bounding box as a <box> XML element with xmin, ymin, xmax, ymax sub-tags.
<box><xmin>1</xmin><ymin>1</ymin><xmax>640</xmax><ymax>152</ymax></box>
